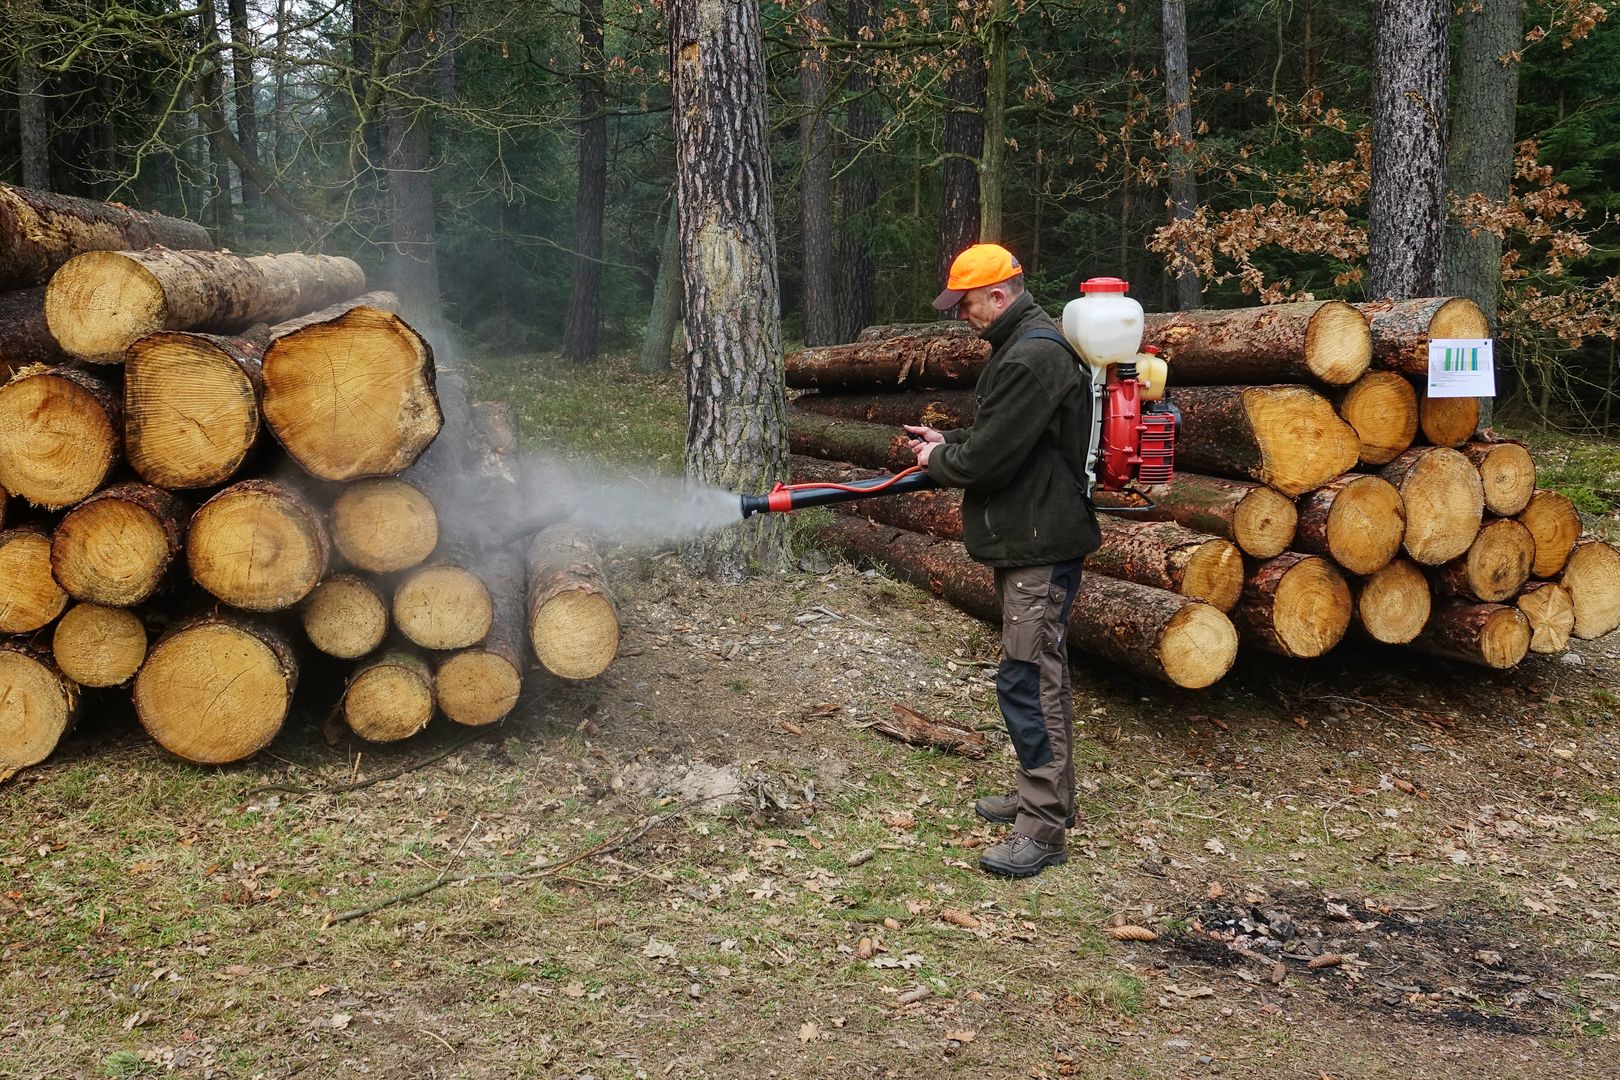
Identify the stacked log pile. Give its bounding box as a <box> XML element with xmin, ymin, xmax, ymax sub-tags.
<box><xmin>0</xmin><ymin>188</ymin><xmax>621</xmax><ymax>781</ymax></box>
<box><xmin>789</xmin><ymin>298</ymin><xmax>1620</xmax><ymax>687</ymax></box>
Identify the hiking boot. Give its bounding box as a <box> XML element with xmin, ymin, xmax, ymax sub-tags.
<box><xmin>979</xmin><ymin>832</ymin><xmax>1068</xmax><ymax>878</ymax></box>
<box><xmin>973</xmin><ymin>793</ymin><xmax>1077</xmax><ymax>829</ymax></box>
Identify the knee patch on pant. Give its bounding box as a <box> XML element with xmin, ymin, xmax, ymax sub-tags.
<box><xmin>997</xmin><ymin>658</ymin><xmax>1052</xmax><ymax>770</ymax></box>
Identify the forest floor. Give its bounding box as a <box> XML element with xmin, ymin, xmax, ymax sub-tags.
<box><xmin>4</xmin><ymin>353</ymin><xmax>1620</xmax><ymax>1079</ymax></box>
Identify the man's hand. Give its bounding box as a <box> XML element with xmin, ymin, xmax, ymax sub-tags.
<box><xmin>903</xmin><ymin>424</ymin><xmax>943</xmax><ymax>467</ymax></box>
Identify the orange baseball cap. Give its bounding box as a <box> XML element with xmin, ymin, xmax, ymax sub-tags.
<box><xmin>933</xmin><ymin>243</ymin><xmax>1022</xmax><ymax>310</ymax></box>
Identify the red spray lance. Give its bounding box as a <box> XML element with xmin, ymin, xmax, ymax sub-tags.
<box><xmin>740</xmin><ymin>277</ymin><xmax>1175</xmax><ymax>519</ymax></box>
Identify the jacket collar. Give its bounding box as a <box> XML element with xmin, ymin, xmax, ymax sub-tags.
<box><xmin>978</xmin><ymin>290</ymin><xmax>1038</xmax><ymax>348</ymax></box>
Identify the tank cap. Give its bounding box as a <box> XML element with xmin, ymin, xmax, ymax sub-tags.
<box><xmin>1080</xmin><ymin>276</ymin><xmax>1129</xmax><ymax>293</ymax></box>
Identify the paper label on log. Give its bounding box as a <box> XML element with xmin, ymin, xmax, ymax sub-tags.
<box><xmin>1426</xmin><ymin>339</ymin><xmax>1495</xmax><ymax>398</ymax></box>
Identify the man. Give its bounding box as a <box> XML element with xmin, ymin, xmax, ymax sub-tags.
<box><xmin>906</xmin><ymin>243</ymin><xmax>1101</xmax><ymax>878</ymax></box>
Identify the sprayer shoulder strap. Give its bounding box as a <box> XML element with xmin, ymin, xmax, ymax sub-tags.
<box><xmin>1012</xmin><ymin>327</ymin><xmax>1100</xmax><ymax>499</ymax></box>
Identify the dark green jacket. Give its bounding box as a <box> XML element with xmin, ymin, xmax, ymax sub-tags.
<box><xmin>924</xmin><ymin>292</ymin><xmax>1102</xmax><ymax>568</ymax></box>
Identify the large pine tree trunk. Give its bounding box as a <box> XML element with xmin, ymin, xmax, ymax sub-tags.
<box><xmin>788</xmin><ymin>412</ymin><xmax>917</xmax><ymax>472</ymax></box>
<box><xmin>196</xmin><ymin>0</ymin><xmax>236</xmax><ymax>245</ymax></box>
<box><xmin>980</xmin><ymin>6</ymin><xmax>1009</xmax><ymax>241</ymax></box>
<box><xmin>1161</xmin><ymin>0</ymin><xmax>1201</xmax><ymax>310</ymax></box>
<box><xmin>639</xmin><ymin>202</ymin><xmax>683</xmax><ymax>374</ymax></box>
<box><xmin>0</xmin><ymin>183</ymin><xmax>214</xmax><ymax>291</ymax></box>
<box><xmin>1167</xmin><ymin>385</ymin><xmax>1361</xmax><ymax>496</ymax></box>
<box><xmin>1142</xmin><ymin>302</ymin><xmax>1371</xmax><ymax>386</ymax></box>
<box><xmin>226</xmin><ymin>0</ymin><xmax>262</xmax><ymax>212</ymax></box>
<box><xmin>384</xmin><ymin>7</ymin><xmax>442</xmax><ymax>337</ymax></box>
<box><xmin>671</xmin><ymin>0</ymin><xmax>790</xmax><ymax>579</ymax></box>
<box><xmin>798</xmin><ymin>0</ymin><xmax>838</xmax><ymax>346</ymax></box>
<box><xmin>561</xmin><ymin>0</ymin><xmax>608</xmax><ymax>363</ymax></box>
<box><xmin>834</xmin><ymin>0</ymin><xmax>880</xmax><ymax>341</ymax></box>
<box><xmin>939</xmin><ymin>46</ymin><xmax>984</xmax><ymax>282</ymax></box>
<box><xmin>1357</xmin><ymin>296</ymin><xmax>1490</xmax><ymax>379</ymax></box>
<box><xmin>1097</xmin><ymin>472</ymin><xmax>1299</xmax><ymax>559</ymax></box>
<box><xmin>17</xmin><ymin>44</ymin><xmax>50</xmax><ymax>192</ymax></box>
<box><xmin>1368</xmin><ymin>0</ymin><xmax>1450</xmax><ymax>298</ymax></box>
<box><xmin>1293</xmin><ymin>473</ymin><xmax>1406</xmax><ymax>575</ymax></box>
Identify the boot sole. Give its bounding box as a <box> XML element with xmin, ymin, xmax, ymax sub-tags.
<box><xmin>974</xmin><ymin>805</ymin><xmax>1077</xmax><ymax>829</ymax></box>
<box><xmin>979</xmin><ymin>850</ymin><xmax>1068</xmax><ymax>878</ymax></box>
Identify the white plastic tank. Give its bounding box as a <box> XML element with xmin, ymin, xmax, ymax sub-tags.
<box><xmin>1061</xmin><ymin>277</ymin><xmax>1144</xmax><ymax>367</ymax></box>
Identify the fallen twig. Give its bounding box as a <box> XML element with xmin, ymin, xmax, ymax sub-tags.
<box><xmin>247</xmin><ymin>728</ymin><xmax>493</xmax><ymax>798</ymax></box>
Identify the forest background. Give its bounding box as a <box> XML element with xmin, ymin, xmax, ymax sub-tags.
<box><xmin>3</xmin><ymin>0</ymin><xmax>1617</xmax><ymax>431</ymax></box>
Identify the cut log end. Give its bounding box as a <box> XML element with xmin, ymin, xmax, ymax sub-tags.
<box><xmin>1516</xmin><ymin>582</ymin><xmax>1575</xmax><ymax>655</ymax></box>
<box><xmin>1420</xmin><ymin>602</ymin><xmax>1531</xmax><ymax>669</ymax></box>
<box><xmin>0</xmin><ymin>528</ymin><xmax>69</xmax><ymax>634</ymax></box>
<box><xmin>330</xmin><ymin>478</ymin><xmax>439</xmax><ymax>573</ymax></box>
<box><xmin>43</xmin><ymin>250</ymin><xmax>167</xmax><ymax>363</ymax></box>
<box><xmin>1444</xmin><ymin>518</ymin><xmax>1534</xmax><ymax>603</ymax></box>
<box><xmin>436</xmin><ymin>651</ymin><xmax>523</xmax><ymax>727</ymax></box>
<box><xmin>532</xmin><ymin>590</ymin><xmax>620</xmax><ymax>680</ymax></box>
<box><xmin>1273</xmin><ymin>557</ymin><xmax>1352</xmax><ymax>657</ymax></box>
<box><xmin>1335</xmin><ymin>371</ymin><xmax>1417</xmax><ymax>465</ymax></box>
<box><xmin>0</xmin><ymin>367</ymin><xmax>120</xmax><ymax>508</ymax></box>
<box><xmin>51</xmin><ymin>487</ymin><xmax>182</xmax><ymax>606</ymax></box>
<box><xmin>1245</xmin><ymin>387</ymin><xmax>1360</xmax><ymax>496</ymax></box>
<box><xmin>1418</xmin><ymin>394</ymin><xmax>1480</xmax><ymax>448</ymax></box>
<box><xmin>0</xmin><ymin>645</ymin><xmax>78</xmax><ymax>773</ymax></box>
<box><xmin>394</xmin><ymin>565</ymin><xmax>494</xmax><ymax>651</ymax></box>
<box><xmin>1518</xmin><ymin>490</ymin><xmax>1582</xmax><ymax>578</ymax></box>
<box><xmin>1322</xmin><ymin>475</ymin><xmax>1406</xmax><ymax>575</ymax></box>
<box><xmin>1357</xmin><ymin>558</ymin><xmax>1431</xmax><ymax>645</ymax></box>
<box><xmin>52</xmin><ymin>604</ymin><xmax>148</xmax><ymax>688</ymax></box>
<box><xmin>1303</xmin><ymin>300</ymin><xmax>1375</xmax><ymax>385</ymax></box>
<box><xmin>344</xmin><ymin>653</ymin><xmax>435</xmax><ymax>743</ymax></box>
<box><xmin>302</xmin><ymin>575</ymin><xmax>389</xmax><ymax>659</ymax></box>
<box><xmin>1464</xmin><ymin>441</ymin><xmax>1536</xmax><ymax>517</ymax></box>
<box><xmin>1161</xmin><ymin>603</ymin><xmax>1241</xmax><ymax>689</ymax></box>
<box><xmin>1179</xmin><ymin>540</ymin><xmax>1245</xmax><ymax>613</ymax></box>
<box><xmin>133</xmin><ymin>619</ymin><xmax>295</xmax><ymax>764</ymax></box>
<box><xmin>1428</xmin><ymin>297</ymin><xmax>1491</xmax><ymax>339</ymax></box>
<box><xmin>188</xmin><ymin>483</ymin><xmax>329</xmax><ymax>611</ymax></box>
<box><xmin>1383</xmin><ymin>448</ymin><xmax>1484</xmax><ymax>565</ymax></box>
<box><xmin>1563</xmin><ymin>540</ymin><xmax>1620</xmax><ymax>640</ymax></box>
<box><xmin>1231</xmin><ymin>485</ymin><xmax>1298</xmax><ymax>559</ymax></box>
<box><xmin>124</xmin><ymin>332</ymin><xmax>259</xmax><ymax>488</ymax></box>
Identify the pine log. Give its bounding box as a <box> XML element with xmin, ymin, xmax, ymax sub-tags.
<box><xmin>1354</xmin><ymin>558</ymin><xmax>1431</xmax><ymax>645</ymax></box>
<box><xmin>51</xmin><ymin>603</ymin><xmax>149</xmax><ymax>688</ymax></box>
<box><xmin>51</xmin><ymin>483</ymin><xmax>186</xmax><ymax>606</ymax></box>
<box><xmin>394</xmin><ymin>557</ymin><xmax>494</xmax><ymax>651</ymax></box>
<box><xmin>0</xmin><ymin>365</ymin><xmax>121</xmax><ymax>509</ymax></box>
<box><xmin>261</xmin><ymin>305</ymin><xmax>442</xmax><ymax>480</ymax></box>
<box><xmin>0</xmin><ymin>286</ymin><xmax>66</xmax><ymax>370</ymax></box>
<box><xmin>1141</xmin><ymin>301</ymin><xmax>1371</xmax><ymax>386</ymax></box>
<box><xmin>791</xmin><ymin>389</ymin><xmax>979</xmax><ymax>430</ymax></box>
<box><xmin>1357</xmin><ymin>296</ymin><xmax>1490</xmax><ymax>379</ymax></box>
<box><xmin>133</xmin><ymin>613</ymin><xmax>298</xmax><ymax>764</ymax></box>
<box><xmin>1561</xmin><ymin>539</ymin><xmax>1620</xmax><ymax>640</ymax></box>
<box><xmin>1234</xmin><ymin>552</ymin><xmax>1352</xmax><ymax>658</ymax></box>
<box><xmin>1517</xmin><ymin>489</ymin><xmax>1582</xmax><ymax>578</ymax></box>
<box><xmin>785</xmin><ymin>333</ymin><xmax>992</xmax><ymax>390</ymax></box>
<box><xmin>787</xmin><ymin>455</ymin><xmax>975</xmax><ymax>547</ymax></box>
<box><xmin>301</xmin><ymin>574</ymin><xmax>390</xmax><ymax>659</ymax></box>
<box><xmin>248</xmin><ymin>290</ymin><xmax>401</xmax><ymax>341</ymax></box>
<box><xmin>527</xmin><ymin>524</ymin><xmax>619</xmax><ymax>680</ymax></box>
<box><xmin>454</xmin><ymin>401</ymin><xmax>531</xmax><ymax>550</ymax></box>
<box><xmin>343</xmin><ymin>648</ymin><xmax>436</xmax><ymax>743</ymax></box>
<box><xmin>1379</xmin><ymin>448</ymin><xmax>1485</xmax><ymax>565</ymax></box>
<box><xmin>329</xmin><ymin>478</ymin><xmax>440</xmax><ymax>573</ymax></box>
<box><xmin>1415</xmin><ymin>601</ymin><xmax>1530</xmax><ymax>669</ymax></box>
<box><xmin>437</xmin><ymin>547</ymin><xmax>525</xmax><ymax>727</ymax></box>
<box><xmin>1097</xmin><ymin>473</ymin><xmax>1298</xmax><ymax>559</ymax></box>
<box><xmin>1434</xmin><ymin>518</ymin><xmax>1535</xmax><ymax>603</ymax></box>
<box><xmin>0</xmin><ymin>182</ymin><xmax>213</xmax><ymax>290</ymax></box>
<box><xmin>1169</xmin><ymin>385</ymin><xmax>1361</xmax><ymax>496</ymax></box>
<box><xmin>788</xmin><ymin>411</ymin><xmax>917</xmax><ymax>473</ymax></box>
<box><xmin>812</xmin><ymin>515</ymin><xmax>1238</xmax><ymax>688</ymax></box>
<box><xmin>0</xmin><ymin>641</ymin><xmax>80</xmax><ymax>782</ymax></box>
<box><xmin>45</xmin><ymin>248</ymin><xmax>366</xmax><ymax>363</ymax></box>
<box><xmin>855</xmin><ymin>322</ymin><xmax>975</xmax><ymax>344</ymax></box>
<box><xmin>1460</xmin><ymin>440</ymin><xmax>1535</xmax><ymax>517</ymax></box>
<box><xmin>1294</xmin><ymin>473</ymin><xmax>1405</xmax><ymax>575</ymax></box>
<box><xmin>1516</xmin><ymin>581</ymin><xmax>1575</xmax><ymax>655</ymax></box>
<box><xmin>1417</xmin><ymin>390</ymin><xmax>1480</xmax><ymax>448</ymax></box>
<box><xmin>187</xmin><ymin>480</ymin><xmax>330</xmax><ymax>611</ymax></box>
<box><xmin>1330</xmin><ymin>371</ymin><xmax>1416</xmax><ymax>465</ymax></box>
<box><xmin>0</xmin><ymin>526</ymin><xmax>69</xmax><ymax>634</ymax></box>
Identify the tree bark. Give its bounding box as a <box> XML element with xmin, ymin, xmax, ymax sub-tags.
<box><xmin>51</xmin><ymin>483</ymin><xmax>187</xmax><ymax>606</ymax></box>
<box><xmin>1099</xmin><ymin>472</ymin><xmax>1299</xmax><ymax>559</ymax></box>
<box><xmin>799</xmin><ymin>0</ymin><xmax>838</xmax><ymax>346</ymax></box>
<box><xmin>527</xmin><ymin>524</ymin><xmax>619</xmax><ymax>679</ymax></box>
<box><xmin>134</xmin><ymin>613</ymin><xmax>298</xmax><ymax>763</ymax></box>
<box><xmin>1161</xmin><ymin>0</ymin><xmax>1201</xmax><ymax>309</ymax></box>
<box><xmin>0</xmin><ymin>183</ymin><xmax>213</xmax><ymax>291</ymax></box>
<box><xmin>1356</xmin><ymin>297</ymin><xmax>1489</xmax><ymax>379</ymax></box>
<box><xmin>1354</xmin><ymin>557</ymin><xmax>1431</xmax><ymax>644</ymax></box>
<box><xmin>855</xmin><ymin>321</ymin><xmax>975</xmax><ymax>344</ymax></box>
<box><xmin>980</xmin><ymin>2</ymin><xmax>1008</xmax><ymax>242</ymax></box>
<box><xmin>671</xmin><ymin>0</ymin><xmax>790</xmax><ymax>579</ymax></box>
<box><xmin>812</xmin><ymin>515</ymin><xmax>1238</xmax><ymax>688</ymax></box>
<box><xmin>639</xmin><ymin>201</ymin><xmax>683</xmax><ymax>374</ymax></box>
<box><xmin>0</xmin><ymin>286</ymin><xmax>66</xmax><ymax>372</ymax></box>
<box><xmin>383</xmin><ymin>5</ymin><xmax>442</xmax><ymax>338</ymax></box>
<box><xmin>1233</xmin><ymin>552</ymin><xmax>1352</xmax><ymax>658</ymax></box>
<box><xmin>939</xmin><ymin>46</ymin><xmax>984</xmax><ymax>282</ymax></box>
<box><xmin>1515</xmin><ymin>580</ymin><xmax>1573</xmax><ymax>655</ymax></box>
<box><xmin>1378</xmin><ymin>447</ymin><xmax>1484</xmax><ymax>565</ymax></box>
<box><xmin>1167</xmin><ymin>385</ymin><xmax>1361</xmax><ymax>497</ymax></box>
<box><xmin>0</xmin><ymin>641</ymin><xmax>79</xmax><ymax>781</ymax></box>
<box><xmin>1461</xmin><ymin>439</ymin><xmax>1535</xmax><ymax>516</ymax></box>
<box><xmin>0</xmin><ymin>526</ymin><xmax>69</xmax><ymax>634</ymax></box>
<box><xmin>188</xmin><ymin>479</ymin><xmax>330</xmax><ymax>611</ymax></box>
<box><xmin>1414</xmin><ymin>600</ymin><xmax>1529</xmax><ymax>668</ymax></box>
<box><xmin>1293</xmin><ymin>473</ymin><xmax>1407</xmax><ymax>575</ymax></box>
<box><xmin>1141</xmin><ymin>301</ymin><xmax>1371</xmax><ymax>386</ymax></box>
<box><xmin>791</xmin><ymin>389</ymin><xmax>979</xmax><ymax>429</ymax></box>
<box><xmin>1368</xmin><ymin>0</ymin><xmax>1450</xmax><ymax>298</ymax></box>
<box><xmin>301</xmin><ymin>574</ymin><xmax>390</xmax><ymax>659</ymax></box>
<box><xmin>226</xmin><ymin>0</ymin><xmax>262</xmax><ymax>212</ymax></box>
<box><xmin>261</xmin><ymin>303</ymin><xmax>441</xmax><ymax>480</ymax></box>
<box><xmin>1330</xmin><ymin>371</ymin><xmax>1417</xmax><ymax>465</ymax></box>
<box><xmin>1434</xmin><ymin>517</ymin><xmax>1534</xmax><ymax>602</ymax></box>
<box><xmin>0</xmin><ymin>366</ymin><xmax>121</xmax><ymax>509</ymax></box>
<box><xmin>46</xmin><ymin>248</ymin><xmax>366</xmax><ymax>363</ymax></box>
<box><xmin>835</xmin><ymin>0</ymin><xmax>881</xmax><ymax>342</ymax></box>
<box><xmin>562</xmin><ymin>0</ymin><xmax>608</xmax><ymax>363</ymax></box>
<box><xmin>1561</xmin><ymin>539</ymin><xmax>1620</xmax><ymax>640</ymax></box>
<box><xmin>51</xmin><ymin>604</ymin><xmax>149</xmax><ymax>688</ymax></box>
<box><xmin>1516</xmin><ymin>489</ymin><xmax>1581</xmax><ymax>578</ymax></box>
<box><xmin>197</xmin><ymin>0</ymin><xmax>237</xmax><ymax>245</ymax></box>
<box><xmin>344</xmin><ymin>648</ymin><xmax>436</xmax><ymax>742</ymax></box>
<box><xmin>788</xmin><ymin>411</ymin><xmax>916</xmax><ymax>473</ymax></box>
<box><xmin>17</xmin><ymin>41</ymin><xmax>50</xmax><ymax>192</ymax></box>
<box><xmin>785</xmin><ymin>334</ymin><xmax>991</xmax><ymax>390</ymax></box>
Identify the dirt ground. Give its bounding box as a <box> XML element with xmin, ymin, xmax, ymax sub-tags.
<box><xmin>4</xmin><ymin>550</ymin><xmax>1620</xmax><ymax>1079</ymax></box>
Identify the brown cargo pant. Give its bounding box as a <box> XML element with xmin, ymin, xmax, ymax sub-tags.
<box><xmin>994</xmin><ymin>559</ymin><xmax>1083</xmax><ymax>845</ymax></box>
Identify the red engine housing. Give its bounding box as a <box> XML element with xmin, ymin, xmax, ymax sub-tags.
<box><xmin>1097</xmin><ymin>364</ymin><xmax>1176</xmax><ymax>492</ymax></box>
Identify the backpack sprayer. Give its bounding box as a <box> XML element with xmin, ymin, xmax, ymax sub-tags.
<box><xmin>740</xmin><ymin>277</ymin><xmax>1176</xmax><ymax>519</ymax></box>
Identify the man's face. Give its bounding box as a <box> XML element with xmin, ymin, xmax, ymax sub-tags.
<box><xmin>956</xmin><ymin>283</ymin><xmax>1011</xmax><ymax>331</ymax></box>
